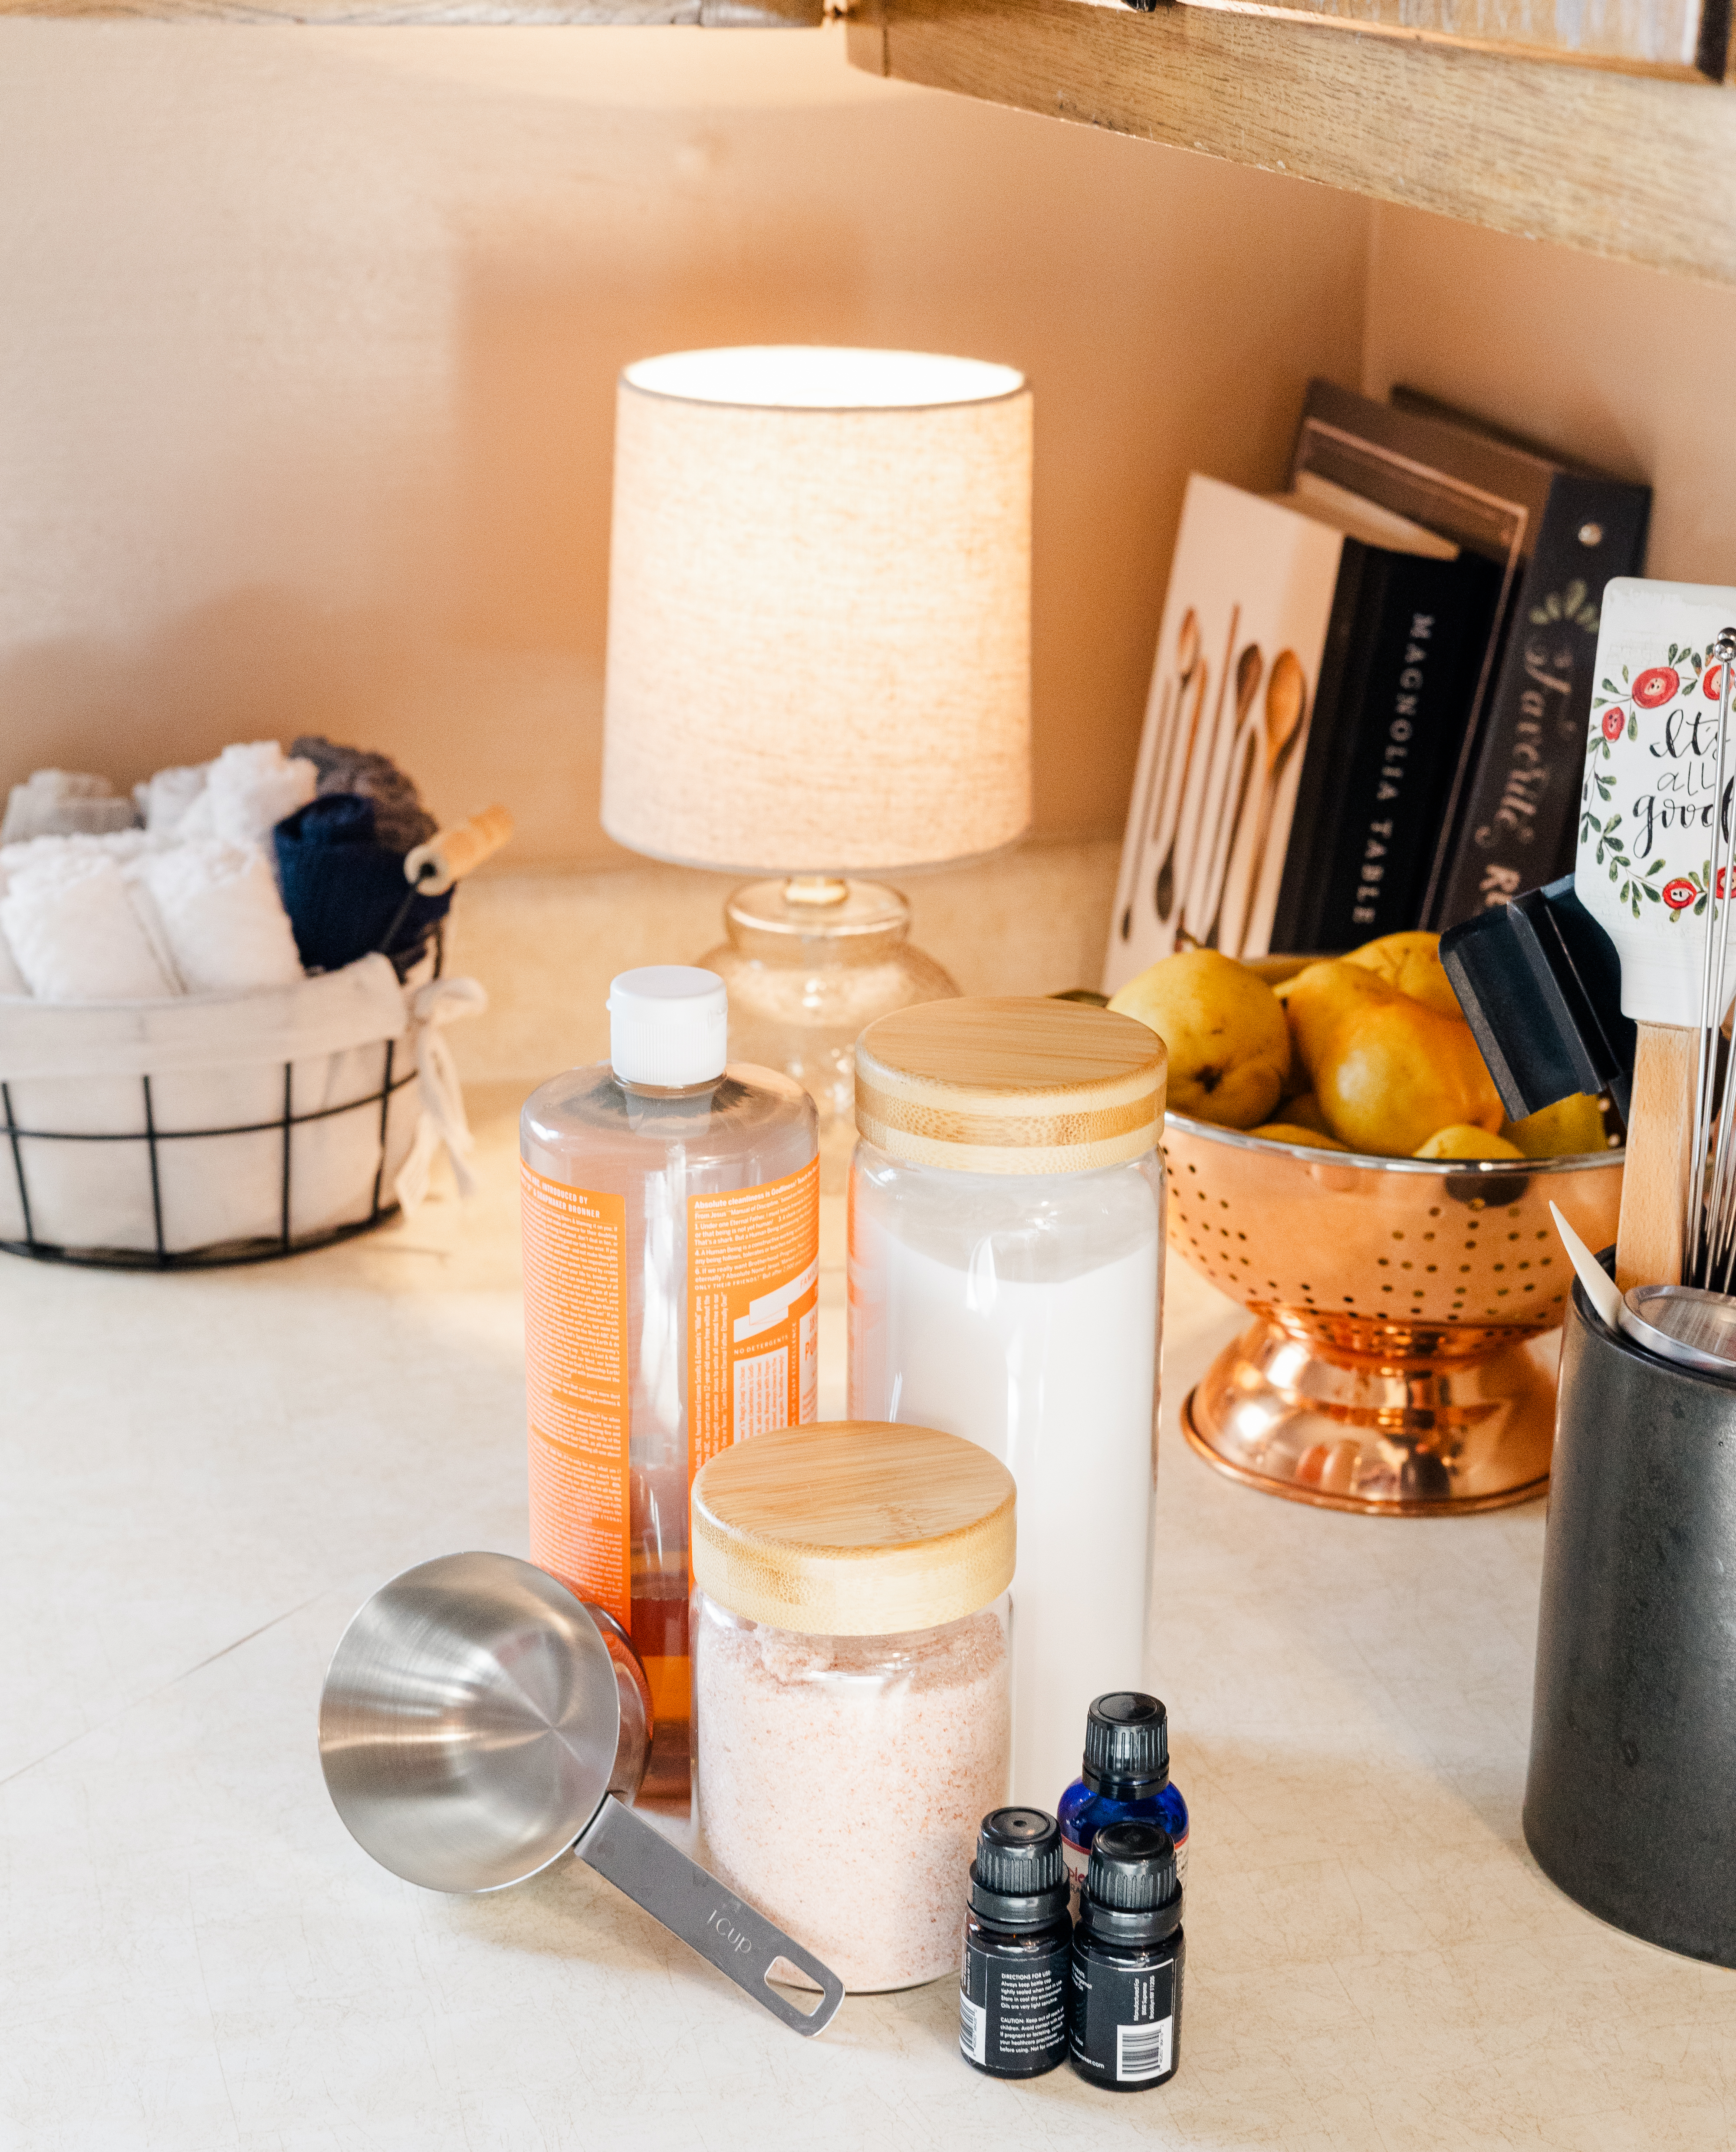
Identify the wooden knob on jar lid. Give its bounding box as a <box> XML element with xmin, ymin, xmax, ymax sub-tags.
<box><xmin>690</xmin><ymin>1421</ymin><xmax>1016</xmax><ymax>1637</ymax></box>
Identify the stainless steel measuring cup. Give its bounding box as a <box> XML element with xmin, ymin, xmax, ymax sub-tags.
<box><xmin>318</xmin><ymin>1551</ymin><xmax>845</xmax><ymax>2035</ymax></box>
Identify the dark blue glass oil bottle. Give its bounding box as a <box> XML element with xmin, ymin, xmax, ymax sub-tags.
<box><xmin>1058</xmin><ymin>1692</ymin><xmax>1188</xmax><ymax>1916</ymax></box>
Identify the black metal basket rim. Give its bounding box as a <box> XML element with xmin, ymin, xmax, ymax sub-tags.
<box><xmin>0</xmin><ymin>1066</ymin><xmax>418</xmax><ymax>1143</ymax></box>
<box><xmin>0</xmin><ymin>1207</ymin><xmax>404</xmax><ymax>1271</ymax></box>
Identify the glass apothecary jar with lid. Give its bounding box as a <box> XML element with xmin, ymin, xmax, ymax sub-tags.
<box><xmin>690</xmin><ymin>1420</ymin><xmax>1015</xmax><ymax>1993</ymax></box>
<box><xmin>847</xmin><ymin>996</ymin><xmax>1168</xmax><ymax>1810</ymax></box>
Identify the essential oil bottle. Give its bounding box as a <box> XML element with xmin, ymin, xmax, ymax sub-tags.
<box><xmin>520</xmin><ymin>966</ymin><xmax>819</xmax><ymax>1800</ymax></box>
<box><xmin>1068</xmin><ymin>1821</ymin><xmax>1184</xmax><ymax>2092</ymax></box>
<box><xmin>1058</xmin><ymin>1692</ymin><xmax>1189</xmax><ymax>1915</ymax></box>
<box><xmin>958</xmin><ymin>1808</ymin><xmax>1072</xmax><ymax>2079</ymax></box>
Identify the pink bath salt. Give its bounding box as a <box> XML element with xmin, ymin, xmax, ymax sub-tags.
<box><xmin>694</xmin><ymin>1602</ymin><xmax>1011</xmax><ymax>1992</ymax></box>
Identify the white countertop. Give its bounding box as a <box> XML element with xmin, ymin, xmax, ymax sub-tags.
<box><xmin>4</xmin><ymin>1089</ymin><xmax>1733</xmax><ymax>2152</ymax></box>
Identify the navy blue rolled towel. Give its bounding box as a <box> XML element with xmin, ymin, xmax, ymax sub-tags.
<box><xmin>274</xmin><ymin>794</ymin><xmax>451</xmax><ymax>974</ymax></box>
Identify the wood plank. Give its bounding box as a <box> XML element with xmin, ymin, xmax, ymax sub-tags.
<box><xmin>0</xmin><ymin>0</ymin><xmax>822</xmax><ymax>21</ymax></box>
<box><xmin>857</xmin><ymin>0</ymin><xmax>1736</xmax><ymax>285</ymax></box>
<box><xmin>1068</xmin><ymin>0</ymin><xmax>1732</xmax><ymax>83</ymax></box>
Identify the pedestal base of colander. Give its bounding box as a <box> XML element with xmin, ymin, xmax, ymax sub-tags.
<box><xmin>1180</xmin><ymin>1315</ymin><xmax>1558</xmax><ymax>1515</ymax></box>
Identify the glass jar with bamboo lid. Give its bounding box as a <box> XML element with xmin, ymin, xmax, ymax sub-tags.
<box><xmin>846</xmin><ymin>996</ymin><xmax>1168</xmax><ymax>1810</ymax></box>
<box><xmin>690</xmin><ymin>1420</ymin><xmax>1015</xmax><ymax>1993</ymax></box>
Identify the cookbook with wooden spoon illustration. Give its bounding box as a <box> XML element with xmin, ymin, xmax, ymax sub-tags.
<box><xmin>1104</xmin><ymin>474</ymin><xmax>1497</xmax><ymax>992</ymax></box>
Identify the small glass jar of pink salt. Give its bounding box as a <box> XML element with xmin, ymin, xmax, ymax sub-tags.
<box><xmin>690</xmin><ymin>1420</ymin><xmax>1015</xmax><ymax>1993</ymax></box>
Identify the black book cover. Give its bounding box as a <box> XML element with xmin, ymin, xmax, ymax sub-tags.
<box><xmin>1287</xmin><ymin>378</ymin><xmax>1651</xmax><ymax>935</ymax></box>
<box><xmin>1425</xmin><ymin>470</ymin><xmax>1651</xmax><ymax>927</ymax></box>
<box><xmin>1270</xmin><ymin>542</ymin><xmax>1499</xmax><ymax>952</ymax></box>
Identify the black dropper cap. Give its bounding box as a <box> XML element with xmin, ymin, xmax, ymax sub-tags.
<box><xmin>969</xmin><ymin>1808</ymin><xmax>1069</xmax><ymax>1930</ymax></box>
<box><xmin>1082</xmin><ymin>1692</ymin><xmax>1170</xmax><ymax>1800</ymax></box>
<box><xmin>1081</xmin><ymin>1821</ymin><xmax>1182</xmax><ymax>1942</ymax></box>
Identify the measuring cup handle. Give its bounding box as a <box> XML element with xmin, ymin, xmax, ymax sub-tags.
<box><xmin>575</xmin><ymin>1795</ymin><xmax>846</xmax><ymax>2037</ymax></box>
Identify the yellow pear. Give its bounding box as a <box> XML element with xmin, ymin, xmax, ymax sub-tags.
<box><xmin>1343</xmin><ymin>930</ymin><xmax>1462</xmax><ymax>1019</ymax></box>
<box><xmin>1251</xmin><ymin>1122</ymin><xmax>1351</xmax><ymax>1152</ymax></box>
<box><xmin>1109</xmin><ymin>950</ymin><xmax>1289</xmax><ymax>1128</ymax></box>
<box><xmin>1316</xmin><ymin>999</ymin><xmax>1505</xmax><ymax>1156</ymax></box>
<box><xmin>1278</xmin><ymin>960</ymin><xmax>1404</xmax><ymax>1084</ymax></box>
<box><xmin>1502</xmin><ymin>1094</ymin><xmax>1608</xmax><ymax>1159</ymax></box>
<box><xmin>1414</xmin><ymin>1124</ymin><xmax>1526</xmax><ymax>1160</ymax></box>
<box><xmin>1274</xmin><ymin>1091</ymin><xmax>1333</xmax><ymax>1136</ymax></box>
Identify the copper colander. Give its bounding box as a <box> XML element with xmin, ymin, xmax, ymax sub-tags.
<box><xmin>1164</xmin><ymin>1115</ymin><xmax>1624</xmax><ymax>1515</ymax></box>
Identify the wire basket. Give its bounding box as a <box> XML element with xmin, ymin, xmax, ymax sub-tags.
<box><xmin>0</xmin><ymin>953</ymin><xmax>473</xmax><ymax>1271</ymax></box>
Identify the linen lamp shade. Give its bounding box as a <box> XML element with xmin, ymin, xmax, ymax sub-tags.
<box><xmin>602</xmin><ymin>346</ymin><xmax>1032</xmax><ymax>876</ymax></box>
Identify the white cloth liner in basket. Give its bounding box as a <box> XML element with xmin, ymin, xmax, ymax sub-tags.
<box><xmin>0</xmin><ymin>956</ymin><xmax>485</xmax><ymax>1258</ymax></box>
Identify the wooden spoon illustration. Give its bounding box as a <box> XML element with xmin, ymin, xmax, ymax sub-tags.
<box><xmin>1150</xmin><ymin>609</ymin><xmax>1208</xmax><ymax>925</ymax></box>
<box><xmin>1119</xmin><ymin>608</ymin><xmax>1199</xmax><ymax>943</ymax></box>
<box><xmin>1200</xmin><ymin>645</ymin><xmax>1269</xmax><ymax>950</ymax></box>
<box><xmin>1177</xmin><ymin>636</ymin><xmax>1262</xmax><ymax>949</ymax></box>
<box><xmin>1230</xmin><ymin>648</ymin><xmax>1308</xmax><ymax>958</ymax></box>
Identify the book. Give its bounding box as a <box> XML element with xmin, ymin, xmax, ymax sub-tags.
<box><xmin>1271</xmin><ymin>526</ymin><xmax>1499</xmax><ymax>953</ymax></box>
<box><xmin>1289</xmin><ymin>381</ymin><xmax>1651</xmax><ymax>930</ymax></box>
<box><xmin>1102</xmin><ymin>475</ymin><xmax>1496</xmax><ymax>992</ymax></box>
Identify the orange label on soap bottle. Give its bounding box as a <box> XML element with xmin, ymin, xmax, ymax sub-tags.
<box><xmin>521</xmin><ymin>1153</ymin><xmax>820</xmax><ymax>1643</ymax></box>
<box><xmin>521</xmin><ymin>1166</ymin><xmax>631</xmax><ymax>1633</ymax></box>
<box><xmin>687</xmin><ymin>1154</ymin><xmax>821</xmax><ymax>1490</ymax></box>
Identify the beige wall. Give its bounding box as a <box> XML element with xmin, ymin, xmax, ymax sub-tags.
<box><xmin>1362</xmin><ymin>204</ymin><xmax>1736</xmax><ymax>583</ymax></box>
<box><xmin>0</xmin><ymin>24</ymin><xmax>1369</xmax><ymax>867</ymax></box>
<box><xmin>12</xmin><ymin>30</ymin><xmax>1728</xmax><ymax>888</ymax></box>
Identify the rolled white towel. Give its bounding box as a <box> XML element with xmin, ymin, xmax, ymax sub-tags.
<box><xmin>0</xmin><ymin>853</ymin><xmax>26</xmax><ymax>994</ymax></box>
<box><xmin>135</xmin><ymin>839</ymin><xmax>305</xmax><ymax>994</ymax></box>
<box><xmin>1</xmin><ymin>769</ymin><xmax>138</xmax><ymax>845</ymax></box>
<box><xmin>1</xmin><ymin>829</ymin><xmax>160</xmax><ymax>872</ymax></box>
<box><xmin>0</xmin><ymin>864</ymin><xmax>26</xmax><ymax>995</ymax></box>
<box><xmin>134</xmin><ymin>763</ymin><xmax>209</xmax><ymax>836</ymax></box>
<box><xmin>1</xmin><ymin>834</ymin><xmax>177</xmax><ymax>990</ymax></box>
<box><xmin>0</xmin><ymin>849</ymin><xmax>179</xmax><ymax>1000</ymax></box>
<box><xmin>175</xmin><ymin>742</ymin><xmax>316</xmax><ymax>852</ymax></box>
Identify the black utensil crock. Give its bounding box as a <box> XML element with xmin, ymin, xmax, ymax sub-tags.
<box><xmin>1523</xmin><ymin>1270</ymin><xmax>1736</xmax><ymax>1967</ymax></box>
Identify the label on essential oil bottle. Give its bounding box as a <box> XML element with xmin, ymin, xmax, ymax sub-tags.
<box><xmin>687</xmin><ymin>1154</ymin><xmax>820</xmax><ymax>1475</ymax></box>
<box><xmin>960</xmin><ymin>1938</ymin><xmax>1071</xmax><ymax>2076</ymax></box>
<box><xmin>521</xmin><ymin>1167</ymin><xmax>631</xmax><ymax>1632</ymax></box>
<box><xmin>1070</xmin><ymin>1951</ymin><xmax>1181</xmax><ymax>2087</ymax></box>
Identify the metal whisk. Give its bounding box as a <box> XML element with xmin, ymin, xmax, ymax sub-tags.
<box><xmin>1687</xmin><ymin>626</ymin><xmax>1736</xmax><ymax>1292</ymax></box>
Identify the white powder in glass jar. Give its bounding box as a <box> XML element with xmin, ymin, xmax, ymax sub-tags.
<box><xmin>695</xmin><ymin>1600</ymin><xmax>1011</xmax><ymax>1992</ymax></box>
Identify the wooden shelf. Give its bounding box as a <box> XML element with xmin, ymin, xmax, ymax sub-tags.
<box><xmin>847</xmin><ymin>0</ymin><xmax>1736</xmax><ymax>285</ymax></box>
<box><xmin>0</xmin><ymin>0</ymin><xmax>822</xmax><ymax>23</ymax></box>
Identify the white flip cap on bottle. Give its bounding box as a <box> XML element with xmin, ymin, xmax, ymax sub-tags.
<box><xmin>608</xmin><ymin>966</ymin><xmax>729</xmax><ymax>1085</ymax></box>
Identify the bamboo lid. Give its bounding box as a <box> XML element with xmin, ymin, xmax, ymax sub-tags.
<box><xmin>690</xmin><ymin>1421</ymin><xmax>1016</xmax><ymax>1636</ymax></box>
<box><xmin>854</xmin><ymin>996</ymin><xmax>1167</xmax><ymax>1174</ymax></box>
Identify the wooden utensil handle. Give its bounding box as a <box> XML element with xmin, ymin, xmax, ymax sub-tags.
<box><xmin>404</xmin><ymin>805</ymin><xmax>514</xmax><ymax>896</ymax></box>
<box><xmin>1614</xmin><ymin>1019</ymin><xmax>1697</xmax><ymax>1291</ymax></box>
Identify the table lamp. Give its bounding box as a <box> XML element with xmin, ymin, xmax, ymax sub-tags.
<box><xmin>602</xmin><ymin>345</ymin><xmax>1033</xmax><ymax>1199</ymax></box>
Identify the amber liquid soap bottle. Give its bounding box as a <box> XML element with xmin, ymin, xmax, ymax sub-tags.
<box><xmin>520</xmin><ymin>966</ymin><xmax>819</xmax><ymax>1800</ymax></box>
